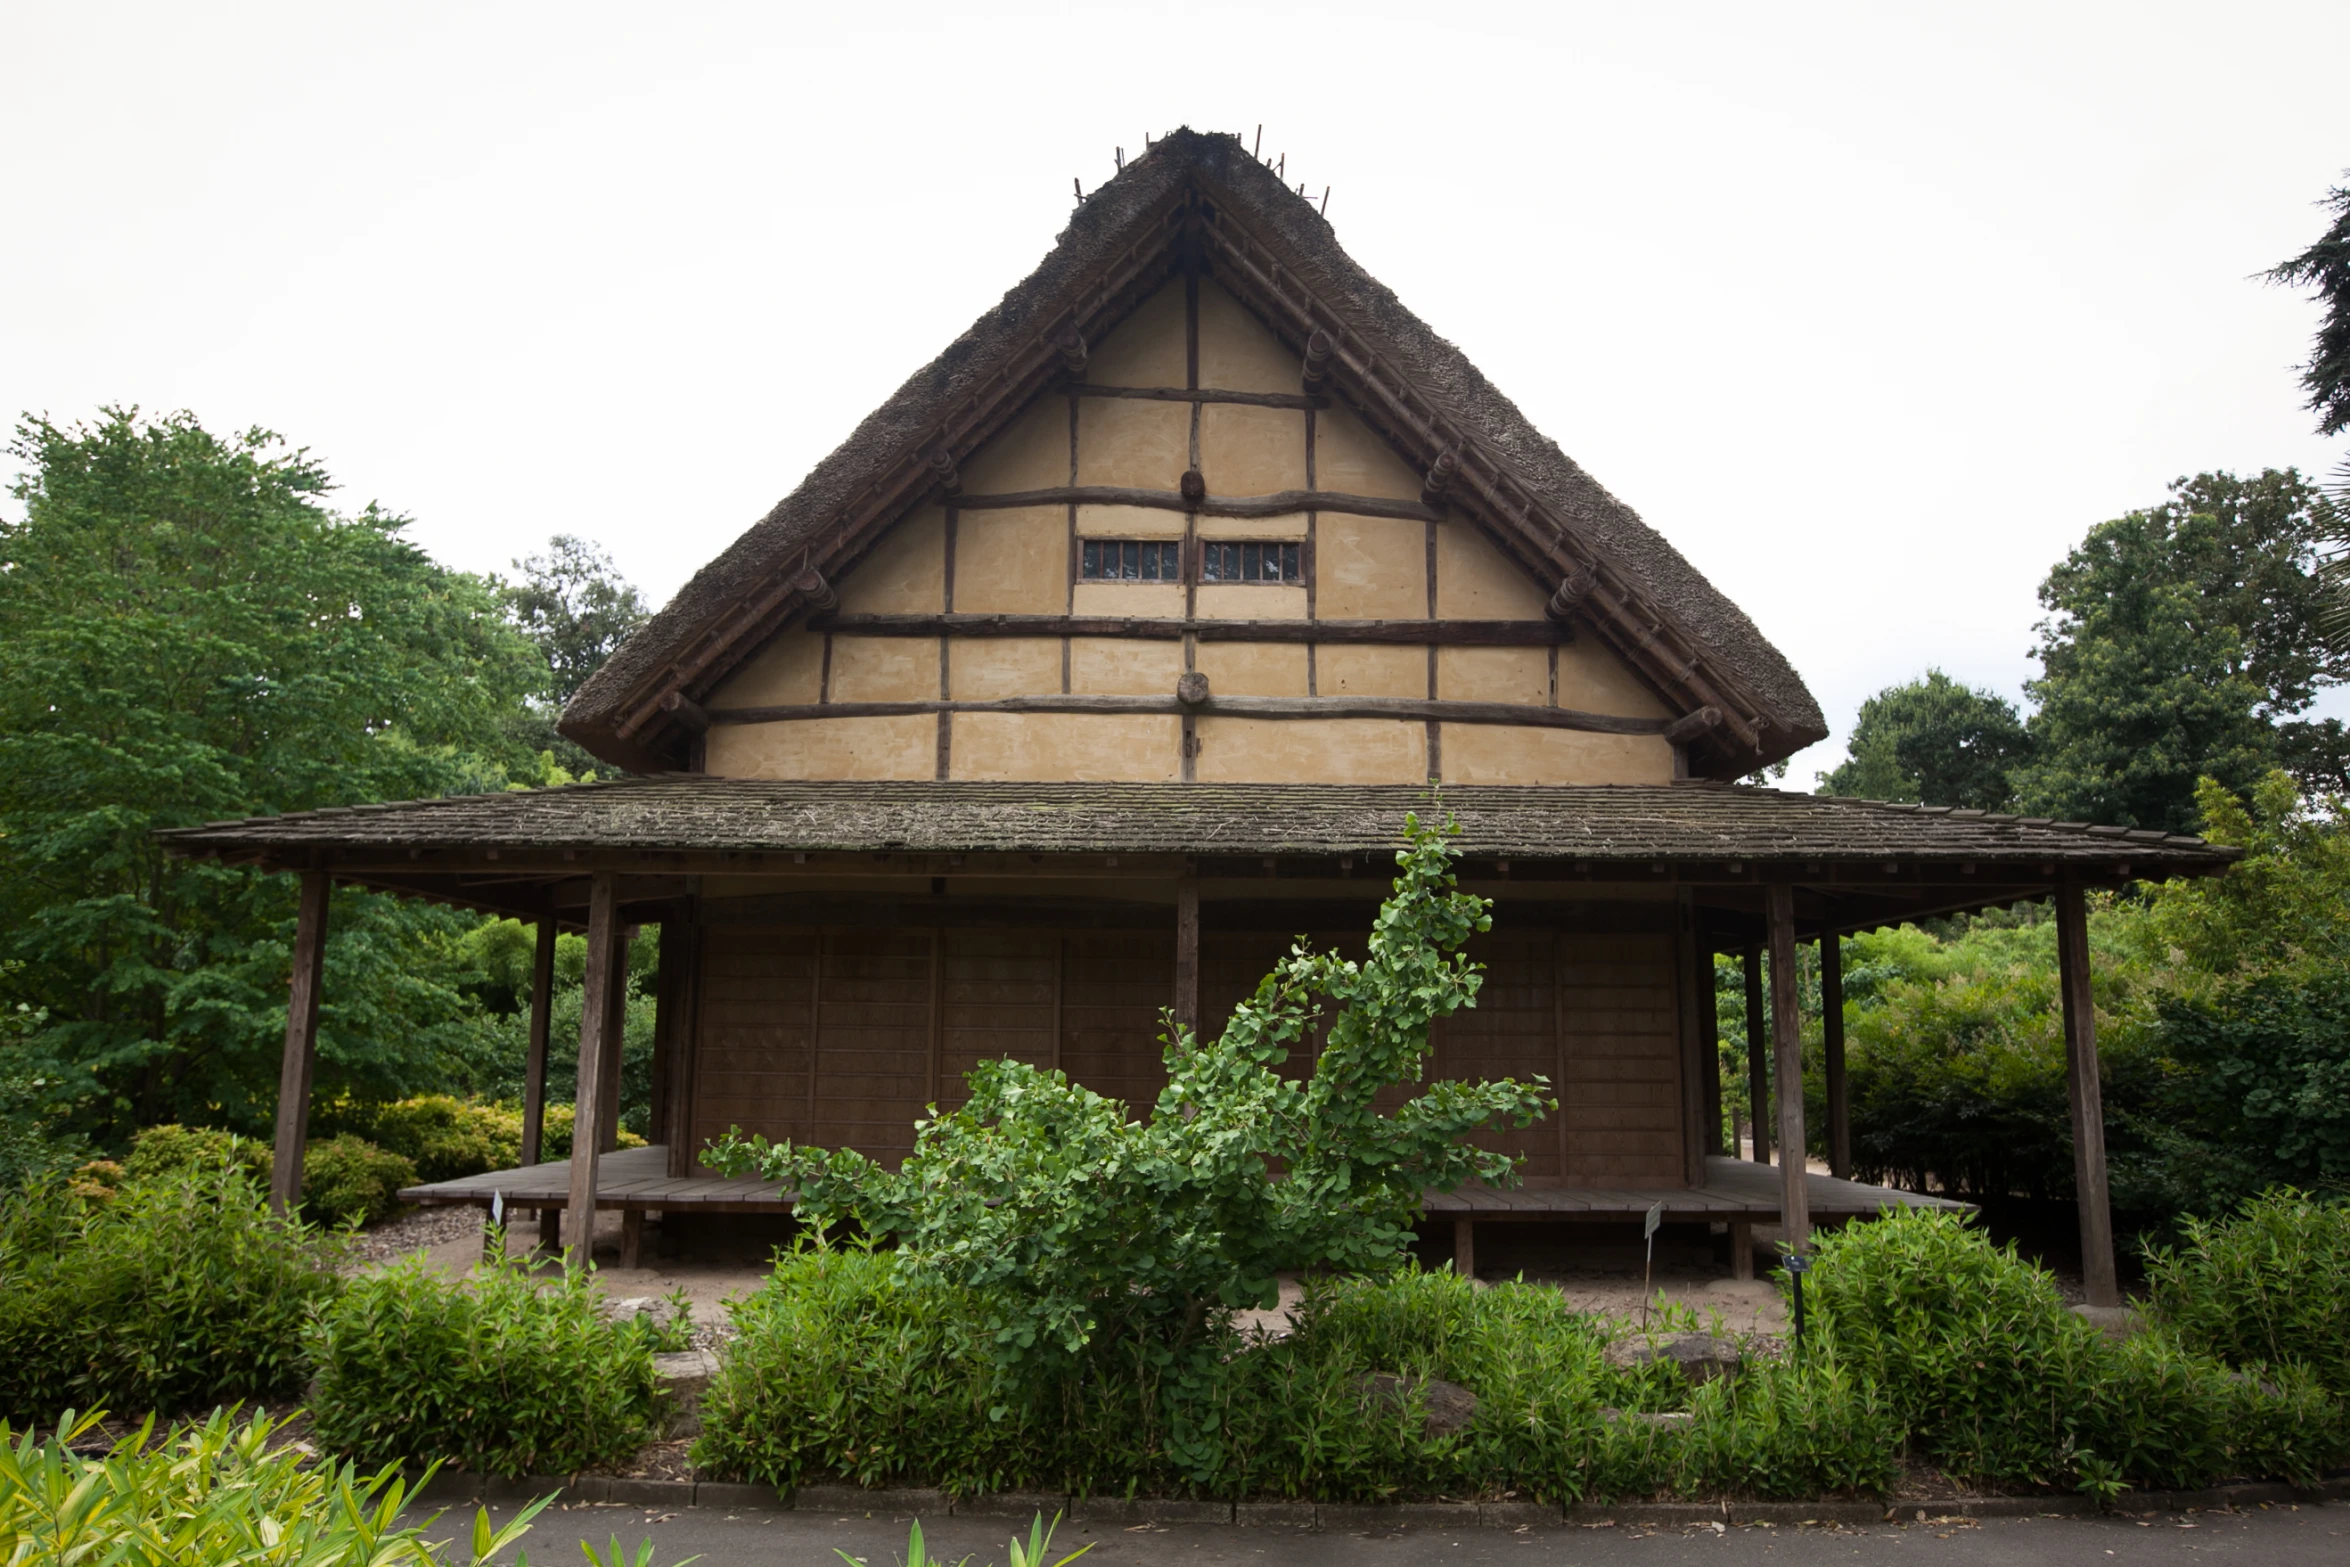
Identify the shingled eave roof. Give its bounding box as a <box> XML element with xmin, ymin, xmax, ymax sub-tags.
<box><xmin>560</xmin><ymin>128</ymin><xmax>1827</xmax><ymax>778</ymax></box>
<box><xmin>158</xmin><ymin>778</ymin><xmax>2236</xmax><ymax>875</ymax></box>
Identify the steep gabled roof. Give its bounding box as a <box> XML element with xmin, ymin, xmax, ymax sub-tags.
<box><xmin>562</xmin><ymin>128</ymin><xmax>1827</xmax><ymax>777</ymax></box>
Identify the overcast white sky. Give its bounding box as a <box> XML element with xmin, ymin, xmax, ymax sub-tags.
<box><xmin>4</xmin><ymin>1</ymin><xmax>2344</xmax><ymax>779</ymax></box>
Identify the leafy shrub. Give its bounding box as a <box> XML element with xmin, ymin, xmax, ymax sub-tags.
<box><xmin>309</xmin><ymin>1251</ymin><xmax>658</xmax><ymax>1477</ymax></box>
<box><xmin>695</xmin><ymin>1242</ymin><xmax>1897</xmax><ymax>1503</ymax></box>
<box><xmin>1805</xmin><ymin>1207</ymin><xmax>2344</xmax><ymax>1489</ymax></box>
<box><xmin>319</xmin><ymin>1095</ymin><xmax>637</xmax><ymax>1180</ymax></box>
<box><xmin>0</xmin><ymin>1408</ymin><xmax>551</xmax><ymax>1567</ymax></box>
<box><xmin>301</xmin><ymin>1134</ymin><xmax>417</xmax><ymax>1226</ymax></box>
<box><xmin>2147</xmin><ymin>1190</ymin><xmax>2350</xmax><ymax>1398</ymax></box>
<box><xmin>0</xmin><ymin>1167</ymin><xmax>341</xmax><ymax>1422</ymax></box>
<box><xmin>123</xmin><ymin>1122</ymin><xmax>273</xmax><ymax>1185</ymax></box>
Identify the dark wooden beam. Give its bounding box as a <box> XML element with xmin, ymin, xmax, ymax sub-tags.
<box><xmin>2055</xmin><ymin>877</ymin><xmax>2120</xmax><ymax>1307</ymax></box>
<box><xmin>268</xmin><ymin>869</ymin><xmax>331</xmax><ymax>1216</ymax></box>
<box><xmin>1821</xmin><ymin>930</ymin><xmax>1850</xmax><ymax>1181</ymax></box>
<box><xmin>952</xmin><ymin>484</ymin><xmax>1441</xmax><ymax>523</ymax></box>
<box><xmin>1662</xmin><ymin>707</ymin><xmax>1724</xmax><ymax>746</ymax></box>
<box><xmin>1301</xmin><ymin>328</ymin><xmax>1333</xmax><ymax>392</ymax></box>
<box><xmin>1547</xmin><ymin>568</ymin><xmax>1597</xmax><ymax>623</ymax></box>
<box><xmin>793</xmin><ymin>565</ymin><xmax>838</xmax><ymax>615</ymax></box>
<box><xmin>1742</xmin><ymin>942</ymin><xmax>1769</xmax><ymax>1166</ymax></box>
<box><xmin>1072</xmin><ymin>383</ymin><xmax>1322</xmax><ymax>410</ymax></box>
<box><xmin>659</xmin><ymin>692</ymin><xmax>711</xmax><ymax>735</ymax></box>
<box><xmin>814</xmin><ymin>612</ymin><xmax>1570</xmax><ymax>646</ymax></box>
<box><xmin>565</xmin><ymin>871</ymin><xmax>619</xmax><ymax>1266</ymax></box>
<box><xmin>1422</xmin><ymin>445</ymin><xmax>1460</xmax><ymax>503</ymax></box>
<box><xmin>520</xmin><ymin>917</ymin><xmax>557</xmax><ymax>1168</ymax></box>
<box><xmin>1175</xmin><ymin>876</ymin><xmax>1200</xmax><ymax>1033</ymax></box>
<box><xmin>705</xmin><ymin>692</ymin><xmax>1670</xmax><ymax>736</ymax></box>
<box><xmin>1765</xmin><ymin>884</ymin><xmax>1811</xmax><ymax>1253</ymax></box>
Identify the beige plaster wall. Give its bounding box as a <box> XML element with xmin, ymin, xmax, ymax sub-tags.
<box><xmin>1317</xmin><ymin>514</ymin><xmax>1427</xmax><ymax>619</ymax></box>
<box><xmin>1199</xmin><ymin>403</ymin><xmax>1306</xmax><ymax>493</ymax></box>
<box><xmin>1197</xmin><ymin>511</ymin><xmax>1308</xmax><ymax>539</ymax></box>
<box><xmin>1077</xmin><ymin>398</ymin><xmax>1190</xmax><ymax>489</ymax></box>
<box><xmin>1315</xmin><ymin>403</ymin><xmax>1420</xmax><ymax>500</ymax></box>
<box><xmin>954</xmin><ymin>508</ymin><xmax>1064</xmax><ymax>614</ymax></box>
<box><xmin>837</xmin><ymin>507</ymin><xmax>945</xmax><ymax>614</ymax></box>
<box><xmin>1076</xmin><ymin>503</ymin><xmax>1186</xmax><ymax>538</ymax></box>
<box><xmin>1556</xmin><ymin>641</ymin><xmax>1673</xmax><ymax>718</ymax></box>
<box><xmin>947</xmin><ymin>637</ymin><xmax>1062</xmax><ymax>700</ymax></box>
<box><xmin>951</xmin><ymin>712</ymin><xmax>1181</xmax><ymax>782</ymax></box>
<box><xmin>962</xmin><ymin>399</ymin><xmax>1068</xmax><ymax>493</ymax></box>
<box><xmin>1440</xmin><ymin>725</ymin><xmax>1675</xmax><ymax>785</ymax></box>
<box><xmin>1436</xmin><ymin>523</ymin><xmax>1550</xmax><ymax>620</ymax></box>
<box><xmin>1317</xmin><ymin>643</ymin><xmax>1429</xmax><ymax>698</ymax></box>
<box><xmin>1088</xmin><ymin>282</ymin><xmax>1188</xmax><ymax>387</ymax></box>
<box><xmin>1068</xmin><ymin>636</ymin><xmax>1185</xmax><ymax>694</ymax></box>
<box><xmin>1194</xmin><ymin>584</ymin><xmax>1308</xmax><ymax>620</ymax></box>
<box><xmin>1193</xmin><ymin>640</ymin><xmax>1309</xmax><ymax>697</ymax></box>
<box><xmin>1195</xmin><ymin>715</ymin><xmax>1429</xmax><ymax>783</ymax></box>
<box><xmin>1071</xmin><ymin>582</ymin><xmax>1184</xmax><ymax>618</ymax></box>
<box><xmin>711</xmin><ymin>630</ymin><xmax>824</xmax><ymax>709</ymax></box>
<box><xmin>827</xmin><ymin>636</ymin><xmax>940</xmax><ymax>703</ymax></box>
<box><xmin>706</xmin><ymin>715</ymin><xmax>936</xmax><ymax>780</ymax></box>
<box><xmin>1437</xmin><ymin>645</ymin><xmax>1550</xmax><ymax>706</ymax></box>
<box><xmin>1195</xmin><ymin>280</ymin><xmax>1297</xmax><ymax>392</ymax></box>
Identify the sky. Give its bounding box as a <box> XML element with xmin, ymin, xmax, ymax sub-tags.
<box><xmin>3</xmin><ymin>0</ymin><xmax>2345</xmax><ymax>780</ymax></box>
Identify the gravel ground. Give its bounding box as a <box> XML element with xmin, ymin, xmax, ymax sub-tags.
<box><xmin>341</xmin><ymin>1204</ymin><xmax>485</xmax><ymax>1269</ymax></box>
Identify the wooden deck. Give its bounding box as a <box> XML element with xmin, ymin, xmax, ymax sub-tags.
<box><xmin>400</xmin><ymin>1147</ymin><xmax>1961</xmax><ymax>1223</ymax></box>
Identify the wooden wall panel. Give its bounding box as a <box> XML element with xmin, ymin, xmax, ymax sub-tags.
<box><xmin>1060</xmin><ymin>931</ymin><xmax>1173</xmax><ymax>1114</ymax></box>
<box><xmin>1435</xmin><ymin>931</ymin><xmax>1563</xmax><ymax>1184</ymax></box>
<box><xmin>936</xmin><ymin>927</ymin><xmax>1059</xmax><ymax>1112</ymax></box>
<box><xmin>1557</xmin><ymin>932</ymin><xmax>1685</xmax><ymax>1185</ymax></box>
<box><xmin>813</xmin><ymin>929</ymin><xmax>934</xmax><ymax>1168</ymax></box>
<box><xmin>688</xmin><ymin>929</ymin><xmax>818</xmax><ymax>1172</ymax></box>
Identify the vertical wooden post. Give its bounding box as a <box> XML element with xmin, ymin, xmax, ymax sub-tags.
<box><xmin>1174</xmin><ymin>878</ymin><xmax>1200</xmax><ymax>1034</ymax></box>
<box><xmin>661</xmin><ymin>915</ymin><xmax>702</xmax><ymax>1178</ymax></box>
<box><xmin>1452</xmin><ymin>1217</ymin><xmax>1476</xmax><ymax>1281</ymax></box>
<box><xmin>1675</xmin><ymin>893</ymin><xmax>1706</xmax><ymax>1186</ymax></box>
<box><xmin>2055</xmin><ymin>879</ymin><xmax>2120</xmax><ymax>1307</ymax></box>
<box><xmin>269</xmin><ymin>868</ymin><xmax>332</xmax><ymax>1216</ymax></box>
<box><xmin>1696</xmin><ymin>942</ymin><xmax>1722</xmax><ymax>1158</ymax></box>
<box><xmin>519</xmin><ymin>917</ymin><xmax>557</xmax><ymax>1169</ymax></box>
<box><xmin>1742</xmin><ymin>942</ymin><xmax>1770</xmax><ymax>1164</ymax></box>
<box><xmin>564</xmin><ymin>872</ymin><xmax>619</xmax><ymax>1266</ymax></box>
<box><xmin>1821</xmin><ymin>929</ymin><xmax>1851</xmax><ymax>1181</ymax></box>
<box><xmin>1765</xmin><ymin>885</ymin><xmax>1811</xmax><ymax>1253</ymax></box>
<box><xmin>597</xmin><ymin>925</ymin><xmax>631</xmax><ymax>1153</ymax></box>
<box><xmin>648</xmin><ymin>927</ymin><xmax>674</xmax><ymax>1160</ymax></box>
<box><xmin>927</xmin><ymin>927</ymin><xmax>945</xmax><ymax>1107</ymax></box>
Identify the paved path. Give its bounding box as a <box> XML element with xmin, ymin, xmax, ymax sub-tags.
<box><xmin>439</xmin><ymin>1497</ymin><xmax>2345</xmax><ymax>1566</ymax></box>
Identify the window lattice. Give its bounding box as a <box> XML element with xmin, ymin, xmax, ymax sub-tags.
<box><xmin>1080</xmin><ymin>539</ymin><xmax>1182</xmax><ymax>581</ymax></box>
<box><xmin>1201</xmin><ymin>540</ymin><xmax>1301</xmax><ymax>583</ymax></box>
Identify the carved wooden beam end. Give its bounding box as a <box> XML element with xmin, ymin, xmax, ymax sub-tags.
<box><xmin>658</xmin><ymin>691</ymin><xmax>712</xmax><ymax>735</ymax></box>
<box><xmin>1056</xmin><ymin>325</ymin><xmax>1089</xmax><ymax>377</ymax></box>
<box><xmin>1422</xmin><ymin>445</ymin><xmax>1460</xmax><ymax>503</ymax></box>
<box><xmin>1179</xmin><ymin>468</ymin><xmax>1207</xmax><ymax>505</ymax></box>
<box><xmin>1662</xmin><ymin>706</ymin><xmax>1724</xmax><ymax>746</ymax></box>
<box><xmin>1547</xmin><ymin>567</ymin><xmax>1597</xmax><ymax>622</ymax></box>
<box><xmin>1176</xmin><ymin>671</ymin><xmax>1211</xmax><ymax>707</ymax></box>
<box><xmin>1302</xmin><ymin>328</ymin><xmax>1334</xmax><ymax>392</ymax></box>
<box><xmin>927</xmin><ymin>446</ymin><xmax>961</xmax><ymax>497</ymax></box>
<box><xmin>793</xmin><ymin>565</ymin><xmax>839</xmax><ymax>615</ymax></box>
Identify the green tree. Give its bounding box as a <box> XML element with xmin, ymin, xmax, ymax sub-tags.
<box><xmin>1818</xmin><ymin>669</ymin><xmax>2032</xmax><ymax>809</ymax></box>
<box><xmin>501</xmin><ymin>535</ymin><xmax>649</xmax><ymax>775</ymax></box>
<box><xmin>708</xmin><ymin>816</ymin><xmax>1551</xmax><ymax>1372</ymax></box>
<box><xmin>2015</xmin><ymin>469</ymin><xmax>2346</xmax><ymax>831</ymax></box>
<box><xmin>0</xmin><ymin>409</ymin><xmax>544</xmax><ymax>1140</ymax></box>
<box><xmin>2265</xmin><ymin>175</ymin><xmax>2350</xmax><ymax>440</ymax></box>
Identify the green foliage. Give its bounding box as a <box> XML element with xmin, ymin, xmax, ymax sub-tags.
<box><xmin>1817</xmin><ymin>669</ymin><xmax>2032</xmax><ymax>809</ymax></box>
<box><xmin>123</xmin><ymin>1122</ymin><xmax>274</xmax><ymax>1185</ymax></box>
<box><xmin>0</xmin><ymin>409</ymin><xmax>547</xmax><ymax>1143</ymax></box>
<box><xmin>0</xmin><ymin>1408</ymin><xmax>554</xmax><ymax>1567</ymax></box>
<box><xmin>708</xmin><ymin>817</ymin><xmax>1551</xmax><ymax>1377</ymax></box>
<box><xmin>2016</xmin><ymin>469</ymin><xmax>2347</xmax><ymax>829</ymax></box>
<box><xmin>695</xmin><ymin>1241</ymin><xmax>1897</xmax><ymax>1503</ymax></box>
<box><xmin>2265</xmin><ymin>175</ymin><xmax>2350</xmax><ymax>439</ymax></box>
<box><xmin>0</xmin><ymin>1167</ymin><xmax>340</xmax><ymax>1422</ymax></box>
<box><xmin>316</xmin><ymin>1095</ymin><xmax>642</xmax><ymax>1181</ymax></box>
<box><xmin>2146</xmin><ymin>1190</ymin><xmax>2350</xmax><ymax>1400</ymax></box>
<box><xmin>1805</xmin><ymin>1209</ymin><xmax>2343</xmax><ymax>1489</ymax></box>
<box><xmin>299</xmin><ymin>1134</ymin><xmax>417</xmax><ymax>1226</ymax></box>
<box><xmin>500</xmin><ymin>535</ymin><xmax>650</xmax><ymax>777</ymax></box>
<box><xmin>308</xmin><ymin>1251</ymin><xmax>659</xmax><ymax>1478</ymax></box>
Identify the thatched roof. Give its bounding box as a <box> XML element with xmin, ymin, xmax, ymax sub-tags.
<box><xmin>561</xmin><ymin>129</ymin><xmax>1827</xmax><ymax>776</ymax></box>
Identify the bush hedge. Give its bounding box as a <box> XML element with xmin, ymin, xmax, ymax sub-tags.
<box><xmin>0</xmin><ymin>1167</ymin><xmax>341</xmax><ymax>1423</ymax></box>
<box><xmin>119</xmin><ymin>1121</ymin><xmax>414</xmax><ymax>1225</ymax></box>
<box><xmin>308</xmin><ymin>1251</ymin><xmax>660</xmax><ymax>1478</ymax></box>
<box><xmin>315</xmin><ymin>1095</ymin><xmax>641</xmax><ymax>1182</ymax></box>
<box><xmin>2146</xmin><ymin>1189</ymin><xmax>2350</xmax><ymax>1400</ymax></box>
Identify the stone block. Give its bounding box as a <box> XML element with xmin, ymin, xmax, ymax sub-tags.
<box><xmin>953</xmin><ymin>1490</ymin><xmax>1072</xmax><ymax>1520</ymax></box>
<box><xmin>1233</xmin><ymin>1500</ymin><xmax>1316</xmax><ymax>1528</ymax></box>
<box><xmin>792</xmin><ymin>1483</ymin><xmax>947</xmax><ymax>1517</ymax></box>
<box><xmin>2069</xmin><ymin>1304</ymin><xmax>2145</xmax><ymax>1339</ymax></box>
<box><xmin>605</xmin><ymin>1478</ymin><xmax>695</xmax><ymax>1508</ymax></box>
<box><xmin>1070</xmin><ymin>1496</ymin><xmax>1234</xmax><ymax>1525</ymax></box>
<box><xmin>1355</xmin><ymin>1372</ymin><xmax>1479</xmax><ymax>1435</ymax></box>
<box><xmin>1476</xmin><ymin>1501</ymin><xmax>1561</xmax><ymax>1529</ymax></box>
<box><xmin>1318</xmin><ymin>1501</ymin><xmax>1478</xmax><ymax>1531</ymax></box>
<box><xmin>693</xmin><ymin>1480</ymin><xmax>787</xmax><ymax>1512</ymax></box>
<box><xmin>653</xmin><ymin>1349</ymin><xmax>722</xmax><ymax>1438</ymax></box>
<box><xmin>1605</xmin><ymin>1333</ymin><xmax>1742</xmax><ymax>1384</ymax></box>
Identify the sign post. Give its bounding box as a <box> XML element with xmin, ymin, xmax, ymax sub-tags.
<box><xmin>1642</xmin><ymin>1201</ymin><xmax>1664</xmax><ymax>1326</ymax></box>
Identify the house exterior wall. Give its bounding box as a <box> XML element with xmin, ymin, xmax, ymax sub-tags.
<box><xmin>699</xmin><ymin>277</ymin><xmax>1677</xmax><ymax>787</ymax></box>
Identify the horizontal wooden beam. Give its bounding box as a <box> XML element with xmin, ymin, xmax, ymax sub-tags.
<box><xmin>706</xmin><ymin>692</ymin><xmax>1670</xmax><ymax>736</ymax></box>
<box><xmin>953</xmin><ymin>484</ymin><xmax>1440</xmax><ymax>523</ymax></box>
<box><xmin>1072</xmin><ymin>383</ymin><xmax>1324</xmax><ymax>410</ymax></box>
<box><xmin>813</xmin><ymin>613</ymin><xmax>1570</xmax><ymax>645</ymax></box>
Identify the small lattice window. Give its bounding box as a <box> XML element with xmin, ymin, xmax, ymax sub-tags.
<box><xmin>1080</xmin><ymin>539</ymin><xmax>1182</xmax><ymax>581</ymax></box>
<box><xmin>1200</xmin><ymin>540</ymin><xmax>1301</xmax><ymax>583</ymax></box>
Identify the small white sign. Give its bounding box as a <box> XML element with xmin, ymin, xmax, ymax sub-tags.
<box><xmin>1644</xmin><ymin>1200</ymin><xmax>1664</xmax><ymax>1239</ymax></box>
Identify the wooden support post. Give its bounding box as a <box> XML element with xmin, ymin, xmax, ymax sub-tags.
<box><xmin>660</xmin><ymin>915</ymin><xmax>701</xmax><ymax>1178</ymax></box>
<box><xmin>564</xmin><ymin>873</ymin><xmax>619</xmax><ymax>1267</ymax></box>
<box><xmin>1765</xmin><ymin>885</ymin><xmax>1811</xmax><ymax>1254</ymax></box>
<box><xmin>519</xmin><ymin>917</ymin><xmax>557</xmax><ymax>1169</ymax></box>
<box><xmin>2055</xmin><ymin>879</ymin><xmax>2121</xmax><ymax>1307</ymax></box>
<box><xmin>1675</xmin><ymin>893</ymin><xmax>1707</xmax><ymax>1186</ymax></box>
<box><xmin>1729</xmin><ymin>1220</ymin><xmax>1754</xmax><ymax>1281</ymax></box>
<box><xmin>1696</xmin><ymin>943</ymin><xmax>1722</xmax><ymax>1157</ymax></box>
<box><xmin>269</xmin><ymin>869</ymin><xmax>332</xmax><ymax>1216</ymax></box>
<box><xmin>619</xmin><ymin>1209</ymin><xmax>645</xmax><ymax>1271</ymax></box>
<box><xmin>1742</xmin><ymin>942</ymin><xmax>1770</xmax><ymax>1164</ymax></box>
<box><xmin>597</xmin><ymin>925</ymin><xmax>631</xmax><ymax>1152</ymax></box>
<box><xmin>1822</xmin><ymin>930</ymin><xmax>1851</xmax><ymax>1181</ymax></box>
<box><xmin>1453</xmin><ymin>1218</ymin><xmax>1476</xmax><ymax>1281</ymax></box>
<box><xmin>1174</xmin><ymin>878</ymin><xmax>1200</xmax><ymax>1034</ymax></box>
